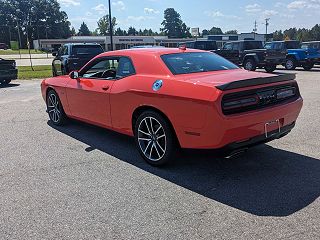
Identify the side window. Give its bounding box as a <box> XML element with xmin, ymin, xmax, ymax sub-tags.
<box><xmin>81</xmin><ymin>58</ymin><xmax>119</xmax><ymax>79</ymax></box>
<box><xmin>264</xmin><ymin>43</ymin><xmax>272</xmax><ymax>49</ymax></box>
<box><xmin>116</xmin><ymin>57</ymin><xmax>135</xmax><ymax>78</ymax></box>
<box><xmin>232</xmin><ymin>42</ymin><xmax>240</xmax><ymax>51</ymax></box>
<box><xmin>223</xmin><ymin>43</ymin><xmax>232</xmax><ymax>50</ymax></box>
<box><xmin>63</xmin><ymin>46</ymin><xmax>68</xmax><ymax>55</ymax></box>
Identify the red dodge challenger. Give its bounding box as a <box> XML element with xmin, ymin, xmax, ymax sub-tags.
<box><xmin>41</xmin><ymin>48</ymin><xmax>303</xmax><ymax>165</ymax></box>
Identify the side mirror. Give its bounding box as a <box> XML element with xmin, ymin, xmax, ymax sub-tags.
<box><xmin>52</xmin><ymin>52</ymin><xmax>57</xmax><ymax>56</ymax></box>
<box><xmin>69</xmin><ymin>71</ymin><xmax>79</xmax><ymax>79</ymax></box>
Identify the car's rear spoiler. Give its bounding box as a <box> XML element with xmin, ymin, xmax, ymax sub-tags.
<box><xmin>216</xmin><ymin>73</ymin><xmax>296</xmax><ymax>91</ymax></box>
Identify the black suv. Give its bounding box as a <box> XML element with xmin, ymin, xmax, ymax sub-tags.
<box><xmin>0</xmin><ymin>58</ymin><xmax>18</xmax><ymax>85</ymax></box>
<box><xmin>52</xmin><ymin>43</ymin><xmax>104</xmax><ymax>76</ymax></box>
<box><xmin>215</xmin><ymin>40</ymin><xmax>287</xmax><ymax>72</ymax></box>
<box><xmin>179</xmin><ymin>40</ymin><xmax>218</xmax><ymax>51</ymax></box>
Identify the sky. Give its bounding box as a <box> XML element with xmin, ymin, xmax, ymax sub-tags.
<box><xmin>58</xmin><ymin>0</ymin><xmax>320</xmax><ymax>34</ymax></box>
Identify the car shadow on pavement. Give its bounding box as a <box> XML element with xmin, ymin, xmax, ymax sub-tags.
<box><xmin>48</xmin><ymin>120</ymin><xmax>320</xmax><ymax>217</ymax></box>
<box><xmin>0</xmin><ymin>83</ymin><xmax>20</xmax><ymax>88</ymax></box>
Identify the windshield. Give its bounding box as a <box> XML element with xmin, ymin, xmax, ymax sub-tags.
<box><xmin>72</xmin><ymin>45</ymin><xmax>104</xmax><ymax>55</ymax></box>
<box><xmin>161</xmin><ymin>52</ymin><xmax>238</xmax><ymax>75</ymax></box>
<box><xmin>243</xmin><ymin>41</ymin><xmax>263</xmax><ymax>50</ymax></box>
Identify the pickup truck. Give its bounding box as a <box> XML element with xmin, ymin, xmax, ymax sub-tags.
<box><xmin>301</xmin><ymin>41</ymin><xmax>320</xmax><ymax>65</ymax></box>
<box><xmin>0</xmin><ymin>58</ymin><xmax>18</xmax><ymax>85</ymax></box>
<box><xmin>215</xmin><ymin>40</ymin><xmax>287</xmax><ymax>73</ymax></box>
<box><xmin>178</xmin><ymin>40</ymin><xmax>241</xmax><ymax>67</ymax></box>
<box><xmin>52</xmin><ymin>43</ymin><xmax>104</xmax><ymax>76</ymax></box>
<box><xmin>270</xmin><ymin>40</ymin><xmax>320</xmax><ymax>70</ymax></box>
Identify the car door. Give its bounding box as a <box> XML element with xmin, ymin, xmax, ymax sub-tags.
<box><xmin>65</xmin><ymin>57</ymin><xmax>120</xmax><ymax>127</ymax></box>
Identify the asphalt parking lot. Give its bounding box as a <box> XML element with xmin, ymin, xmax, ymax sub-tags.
<box><xmin>0</xmin><ymin>67</ymin><xmax>319</xmax><ymax>239</ymax></box>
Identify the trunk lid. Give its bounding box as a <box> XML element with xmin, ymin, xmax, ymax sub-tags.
<box><xmin>174</xmin><ymin>69</ymin><xmax>295</xmax><ymax>91</ymax></box>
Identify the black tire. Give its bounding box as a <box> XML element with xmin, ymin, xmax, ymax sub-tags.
<box><xmin>0</xmin><ymin>79</ymin><xmax>11</xmax><ymax>85</ymax></box>
<box><xmin>243</xmin><ymin>58</ymin><xmax>257</xmax><ymax>71</ymax></box>
<box><xmin>302</xmin><ymin>63</ymin><xmax>314</xmax><ymax>71</ymax></box>
<box><xmin>265</xmin><ymin>64</ymin><xmax>277</xmax><ymax>73</ymax></box>
<box><xmin>46</xmin><ymin>90</ymin><xmax>67</xmax><ymax>126</ymax></box>
<box><xmin>134</xmin><ymin>111</ymin><xmax>177</xmax><ymax>166</ymax></box>
<box><xmin>285</xmin><ymin>58</ymin><xmax>297</xmax><ymax>70</ymax></box>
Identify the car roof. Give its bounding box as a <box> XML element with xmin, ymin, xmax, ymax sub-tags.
<box><xmin>98</xmin><ymin>47</ymin><xmax>206</xmax><ymax>57</ymax></box>
<box><xmin>64</xmin><ymin>43</ymin><xmax>102</xmax><ymax>46</ymax></box>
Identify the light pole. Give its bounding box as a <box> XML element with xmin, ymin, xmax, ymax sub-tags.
<box><xmin>108</xmin><ymin>0</ymin><xmax>114</xmax><ymax>51</ymax></box>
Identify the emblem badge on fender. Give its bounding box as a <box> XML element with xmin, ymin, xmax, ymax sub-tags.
<box><xmin>152</xmin><ymin>80</ymin><xmax>163</xmax><ymax>91</ymax></box>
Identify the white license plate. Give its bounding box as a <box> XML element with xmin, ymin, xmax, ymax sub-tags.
<box><xmin>264</xmin><ymin>120</ymin><xmax>281</xmax><ymax>138</ymax></box>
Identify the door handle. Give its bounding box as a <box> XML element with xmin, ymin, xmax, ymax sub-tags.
<box><xmin>102</xmin><ymin>86</ymin><xmax>110</xmax><ymax>91</ymax></box>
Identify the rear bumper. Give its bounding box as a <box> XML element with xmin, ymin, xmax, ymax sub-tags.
<box><xmin>0</xmin><ymin>69</ymin><xmax>18</xmax><ymax>80</ymax></box>
<box><xmin>176</xmin><ymin>96</ymin><xmax>303</xmax><ymax>149</ymax></box>
<box><xmin>220</xmin><ymin>121</ymin><xmax>295</xmax><ymax>154</ymax></box>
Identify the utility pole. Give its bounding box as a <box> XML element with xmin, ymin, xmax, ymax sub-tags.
<box><xmin>253</xmin><ymin>20</ymin><xmax>257</xmax><ymax>40</ymax></box>
<box><xmin>16</xmin><ymin>19</ymin><xmax>22</xmax><ymax>59</ymax></box>
<box><xmin>265</xmin><ymin>18</ymin><xmax>270</xmax><ymax>42</ymax></box>
<box><xmin>108</xmin><ymin>0</ymin><xmax>114</xmax><ymax>51</ymax></box>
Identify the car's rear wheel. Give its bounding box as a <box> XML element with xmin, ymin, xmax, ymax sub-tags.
<box><xmin>243</xmin><ymin>58</ymin><xmax>257</xmax><ymax>71</ymax></box>
<box><xmin>46</xmin><ymin>90</ymin><xmax>67</xmax><ymax>126</ymax></box>
<box><xmin>285</xmin><ymin>58</ymin><xmax>297</xmax><ymax>70</ymax></box>
<box><xmin>302</xmin><ymin>63</ymin><xmax>314</xmax><ymax>71</ymax></box>
<box><xmin>134</xmin><ymin>111</ymin><xmax>177</xmax><ymax>166</ymax></box>
<box><xmin>265</xmin><ymin>64</ymin><xmax>276</xmax><ymax>73</ymax></box>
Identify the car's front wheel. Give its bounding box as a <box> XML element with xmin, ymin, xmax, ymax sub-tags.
<box><xmin>302</xmin><ymin>63</ymin><xmax>314</xmax><ymax>71</ymax></box>
<box><xmin>265</xmin><ymin>64</ymin><xmax>276</xmax><ymax>73</ymax></box>
<box><xmin>243</xmin><ymin>58</ymin><xmax>257</xmax><ymax>71</ymax></box>
<box><xmin>134</xmin><ymin>111</ymin><xmax>177</xmax><ymax>166</ymax></box>
<box><xmin>46</xmin><ymin>90</ymin><xmax>67</xmax><ymax>126</ymax></box>
<box><xmin>285</xmin><ymin>58</ymin><xmax>297</xmax><ymax>70</ymax></box>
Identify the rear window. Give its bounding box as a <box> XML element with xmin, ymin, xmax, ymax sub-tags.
<box><xmin>243</xmin><ymin>41</ymin><xmax>263</xmax><ymax>50</ymax></box>
<box><xmin>285</xmin><ymin>41</ymin><xmax>300</xmax><ymax>49</ymax></box>
<box><xmin>161</xmin><ymin>52</ymin><xmax>238</xmax><ymax>75</ymax></box>
<box><xmin>72</xmin><ymin>45</ymin><xmax>104</xmax><ymax>55</ymax></box>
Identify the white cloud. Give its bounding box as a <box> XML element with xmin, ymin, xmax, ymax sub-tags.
<box><xmin>205</xmin><ymin>10</ymin><xmax>241</xmax><ymax>20</ymax></box>
<box><xmin>245</xmin><ymin>3</ymin><xmax>262</xmax><ymax>13</ymax></box>
<box><xmin>58</xmin><ymin>0</ymin><xmax>80</xmax><ymax>7</ymax></box>
<box><xmin>263</xmin><ymin>10</ymin><xmax>278</xmax><ymax>17</ymax></box>
<box><xmin>274</xmin><ymin>2</ymin><xmax>286</xmax><ymax>8</ymax></box>
<box><xmin>112</xmin><ymin>1</ymin><xmax>125</xmax><ymax>11</ymax></box>
<box><xmin>287</xmin><ymin>0</ymin><xmax>320</xmax><ymax>9</ymax></box>
<box><xmin>92</xmin><ymin>4</ymin><xmax>108</xmax><ymax>14</ymax></box>
<box><xmin>144</xmin><ymin>7</ymin><xmax>160</xmax><ymax>14</ymax></box>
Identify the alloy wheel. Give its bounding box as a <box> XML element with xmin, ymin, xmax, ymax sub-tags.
<box><xmin>47</xmin><ymin>93</ymin><xmax>61</xmax><ymax>123</ymax></box>
<box><xmin>137</xmin><ymin>116</ymin><xmax>167</xmax><ymax>161</ymax></box>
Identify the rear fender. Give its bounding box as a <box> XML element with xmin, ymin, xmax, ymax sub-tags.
<box><xmin>243</xmin><ymin>54</ymin><xmax>259</xmax><ymax>63</ymax></box>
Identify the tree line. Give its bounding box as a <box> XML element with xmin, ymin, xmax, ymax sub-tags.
<box><xmin>0</xmin><ymin>0</ymin><xmax>320</xmax><ymax>49</ymax></box>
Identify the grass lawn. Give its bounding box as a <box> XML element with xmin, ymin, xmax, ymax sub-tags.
<box><xmin>18</xmin><ymin>65</ymin><xmax>52</xmax><ymax>79</ymax></box>
<box><xmin>0</xmin><ymin>49</ymin><xmax>46</xmax><ymax>55</ymax></box>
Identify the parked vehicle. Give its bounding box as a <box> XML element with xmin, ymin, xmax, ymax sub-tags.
<box><xmin>178</xmin><ymin>40</ymin><xmax>218</xmax><ymax>51</ymax></box>
<box><xmin>272</xmin><ymin>40</ymin><xmax>320</xmax><ymax>70</ymax></box>
<box><xmin>301</xmin><ymin>41</ymin><xmax>320</xmax><ymax>65</ymax></box>
<box><xmin>0</xmin><ymin>43</ymin><xmax>8</xmax><ymax>50</ymax></box>
<box><xmin>0</xmin><ymin>58</ymin><xmax>18</xmax><ymax>85</ymax></box>
<box><xmin>215</xmin><ymin>40</ymin><xmax>287</xmax><ymax>73</ymax></box>
<box><xmin>52</xmin><ymin>43</ymin><xmax>104</xmax><ymax>76</ymax></box>
<box><xmin>41</xmin><ymin>48</ymin><xmax>303</xmax><ymax>166</ymax></box>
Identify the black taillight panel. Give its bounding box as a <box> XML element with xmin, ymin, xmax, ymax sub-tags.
<box><xmin>221</xmin><ymin>82</ymin><xmax>300</xmax><ymax>115</ymax></box>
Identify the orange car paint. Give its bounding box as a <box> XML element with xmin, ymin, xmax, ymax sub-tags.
<box><xmin>41</xmin><ymin>48</ymin><xmax>303</xmax><ymax>149</ymax></box>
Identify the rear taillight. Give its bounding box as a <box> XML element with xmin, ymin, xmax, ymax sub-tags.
<box><xmin>276</xmin><ymin>87</ymin><xmax>296</xmax><ymax>100</ymax></box>
<box><xmin>222</xmin><ymin>95</ymin><xmax>259</xmax><ymax>110</ymax></box>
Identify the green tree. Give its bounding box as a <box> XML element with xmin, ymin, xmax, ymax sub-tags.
<box><xmin>160</xmin><ymin>8</ymin><xmax>190</xmax><ymax>38</ymax></box>
<box><xmin>114</xmin><ymin>27</ymin><xmax>126</xmax><ymax>36</ymax></box>
<box><xmin>273</xmin><ymin>30</ymin><xmax>284</xmax><ymax>41</ymax></box>
<box><xmin>0</xmin><ymin>0</ymin><xmax>71</xmax><ymax>47</ymax></box>
<box><xmin>225</xmin><ymin>30</ymin><xmax>238</xmax><ymax>34</ymax></box>
<box><xmin>208</xmin><ymin>27</ymin><xmax>223</xmax><ymax>35</ymax></box>
<box><xmin>96</xmin><ymin>15</ymin><xmax>117</xmax><ymax>35</ymax></box>
<box><xmin>310</xmin><ymin>24</ymin><xmax>320</xmax><ymax>40</ymax></box>
<box><xmin>128</xmin><ymin>26</ymin><xmax>137</xmax><ymax>36</ymax></box>
<box><xmin>202</xmin><ymin>29</ymin><xmax>209</xmax><ymax>36</ymax></box>
<box><xmin>78</xmin><ymin>22</ymin><xmax>91</xmax><ymax>36</ymax></box>
<box><xmin>70</xmin><ymin>27</ymin><xmax>76</xmax><ymax>36</ymax></box>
